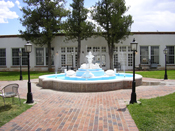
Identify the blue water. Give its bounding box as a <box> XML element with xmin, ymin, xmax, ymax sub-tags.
<box><xmin>47</xmin><ymin>73</ymin><xmax>133</xmax><ymax>81</ymax></box>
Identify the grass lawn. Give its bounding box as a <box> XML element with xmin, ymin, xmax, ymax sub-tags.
<box><xmin>125</xmin><ymin>70</ymin><xmax>175</xmax><ymax>130</ymax></box>
<box><xmin>127</xmin><ymin>70</ymin><xmax>175</xmax><ymax>79</ymax></box>
<box><xmin>0</xmin><ymin>70</ymin><xmax>175</xmax><ymax>129</ymax></box>
<box><xmin>0</xmin><ymin>70</ymin><xmax>174</xmax><ymax>81</ymax></box>
<box><xmin>0</xmin><ymin>71</ymin><xmax>54</xmax><ymax>81</ymax></box>
<box><xmin>0</xmin><ymin>97</ymin><xmax>32</xmax><ymax>127</ymax></box>
<box><xmin>127</xmin><ymin>92</ymin><xmax>175</xmax><ymax>130</ymax></box>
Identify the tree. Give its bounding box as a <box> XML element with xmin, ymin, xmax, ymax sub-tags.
<box><xmin>63</xmin><ymin>0</ymin><xmax>95</xmax><ymax>68</ymax></box>
<box><xmin>19</xmin><ymin>0</ymin><xmax>68</xmax><ymax>71</ymax></box>
<box><xmin>91</xmin><ymin>0</ymin><xmax>133</xmax><ymax>69</ymax></box>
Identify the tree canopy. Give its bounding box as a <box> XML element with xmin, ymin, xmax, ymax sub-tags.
<box><xmin>63</xmin><ymin>0</ymin><xmax>95</xmax><ymax>68</ymax></box>
<box><xmin>19</xmin><ymin>0</ymin><xmax>68</xmax><ymax>71</ymax></box>
<box><xmin>19</xmin><ymin>0</ymin><xmax>133</xmax><ymax>70</ymax></box>
<box><xmin>91</xmin><ymin>0</ymin><xmax>133</xmax><ymax>69</ymax></box>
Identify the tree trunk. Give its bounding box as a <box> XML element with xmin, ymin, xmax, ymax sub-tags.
<box><xmin>107</xmin><ymin>36</ymin><xmax>114</xmax><ymax>69</ymax></box>
<box><xmin>109</xmin><ymin>46</ymin><xmax>114</xmax><ymax>69</ymax></box>
<box><xmin>48</xmin><ymin>42</ymin><xmax>52</xmax><ymax>72</ymax></box>
<box><xmin>77</xmin><ymin>36</ymin><xmax>81</xmax><ymax>68</ymax></box>
<box><xmin>107</xmin><ymin>39</ymin><xmax>114</xmax><ymax>69</ymax></box>
<box><xmin>110</xmin><ymin>37</ymin><xmax>115</xmax><ymax>69</ymax></box>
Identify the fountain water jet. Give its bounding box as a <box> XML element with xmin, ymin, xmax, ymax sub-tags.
<box><xmin>39</xmin><ymin>51</ymin><xmax>142</xmax><ymax>92</ymax></box>
<box><xmin>120</xmin><ymin>51</ymin><xmax>126</xmax><ymax>77</ymax></box>
<box><xmin>54</xmin><ymin>51</ymin><xmax>59</xmax><ymax>78</ymax></box>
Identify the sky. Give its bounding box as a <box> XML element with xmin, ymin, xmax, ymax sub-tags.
<box><xmin>0</xmin><ymin>0</ymin><xmax>175</xmax><ymax>35</ymax></box>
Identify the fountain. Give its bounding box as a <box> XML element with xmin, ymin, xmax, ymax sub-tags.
<box><xmin>39</xmin><ymin>51</ymin><xmax>142</xmax><ymax>92</ymax></box>
<box><xmin>120</xmin><ymin>51</ymin><xmax>126</xmax><ymax>76</ymax></box>
<box><xmin>54</xmin><ymin>51</ymin><xmax>59</xmax><ymax>78</ymax></box>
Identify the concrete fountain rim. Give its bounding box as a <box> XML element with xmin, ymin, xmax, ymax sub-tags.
<box><xmin>39</xmin><ymin>73</ymin><xmax>142</xmax><ymax>84</ymax></box>
<box><xmin>38</xmin><ymin>73</ymin><xmax>143</xmax><ymax>92</ymax></box>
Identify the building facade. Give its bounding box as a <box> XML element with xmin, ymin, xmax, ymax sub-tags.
<box><xmin>0</xmin><ymin>32</ymin><xmax>175</xmax><ymax>71</ymax></box>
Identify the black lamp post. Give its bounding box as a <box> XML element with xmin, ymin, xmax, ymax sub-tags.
<box><xmin>163</xmin><ymin>48</ymin><xmax>168</xmax><ymax>80</ymax></box>
<box><xmin>71</xmin><ymin>52</ymin><xmax>74</xmax><ymax>70</ymax></box>
<box><xmin>130</xmin><ymin>38</ymin><xmax>138</xmax><ymax>104</ymax></box>
<box><xmin>19</xmin><ymin>48</ymin><xmax>23</xmax><ymax>80</ymax></box>
<box><xmin>25</xmin><ymin>41</ymin><xmax>34</xmax><ymax>104</ymax></box>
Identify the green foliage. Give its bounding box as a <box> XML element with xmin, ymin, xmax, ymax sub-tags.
<box><xmin>62</xmin><ymin>0</ymin><xmax>95</xmax><ymax>67</ymax></box>
<box><xmin>128</xmin><ymin>93</ymin><xmax>175</xmax><ymax>130</ymax></box>
<box><xmin>0</xmin><ymin>97</ymin><xmax>32</xmax><ymax>127</ymax></box>
<box><xmin>91</xmin><ymin>0</ymin><xmax>133</xmax><ymax>68</ymax></box>
<box><xmin>0</xmin><ymin>71</ymin><xmax>53</xmax><ymax>81</ymax></box>
<box><xmin>0</xmin><ymin>70</ymin><xmax>174</xmax><ymax>81</ymax></box>
<box><xmin>63</xmin><ymin>0</ymin><xmax>95</xmax><ymax>41</ymax></box>
<box><xmin>20</xmin><ymin>0</ymin><xmax>68</xmax><ymax>45</ymax></box>
<box><xmin>19</xmin><ymin>0</ymin><xmax>68</xmax><ymax>71</ymax></box>
<box><xmin>127</xmin><ymin>70</ymin><xmax>175</xmax><ymax>79</ymax></box>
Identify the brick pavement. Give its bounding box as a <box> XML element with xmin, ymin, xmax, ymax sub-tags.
<box><xmin>0</xmin><ymin>78</ymin><xmax>175</xmax><ymax>131</ymax></box>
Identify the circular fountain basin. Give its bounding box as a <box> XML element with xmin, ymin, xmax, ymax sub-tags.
<box><xmin>39</xmin><ymin>73</ymin><xmax>142</xmax><ymax>92</ymax></box>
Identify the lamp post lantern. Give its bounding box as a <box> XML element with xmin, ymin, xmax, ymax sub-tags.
<box><xmin>25</xmin><ymin>41</ymin><xmax>34</xmax><ymax>103</ymax></box>
<box><xmin>163</xmin><ymin>48</ymin><xmax>168</xmax><ymax>80</ymax></box>
<box><xmin>130</xmin><ymin>38</ymin><xmax>138</xmax><ymax>104</ymax></box>
<box><xmin>19</xmin><ymin>48</ymin><xmax>23</xmax><ymax>80</ymax></box>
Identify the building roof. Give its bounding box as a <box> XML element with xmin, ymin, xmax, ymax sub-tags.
<box><xmin>0</xmin><ymin>32</ymin><xmax>175</xmax><ymax>38</ymax></box>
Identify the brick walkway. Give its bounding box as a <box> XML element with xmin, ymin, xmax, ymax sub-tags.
<box><xmin>0</xmin><ymin>78</ymin><xmax>175</xmax><ymax>131</ymax></box>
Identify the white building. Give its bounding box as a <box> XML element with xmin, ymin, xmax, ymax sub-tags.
<box><xmin>0</xmin><ymin>32</ymin><xmax>175</xmax><ymax>71</ymax></box>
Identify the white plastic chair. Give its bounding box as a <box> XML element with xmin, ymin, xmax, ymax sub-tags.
<box><xmin>0</xmin><ymin>83</ymin><xmax>21</xmax><ymax>106</ymax></box>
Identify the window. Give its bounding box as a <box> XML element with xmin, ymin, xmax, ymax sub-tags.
<box><xmin>67</xmin><ymin>47</ymin><xmax>73</xmax><ymax>53</ymax></box>
<box><xmin>140</xmin><ymin>46</ymin><xmax>160</xmax><ymax>65</ymax></box>
<box><xmin>22</xmin><ymin>48</ymin><xmax>28</xmax><ymax>65</ymax></box>
<box><xmin>113</xmin><ymin>47</ymin><xmax>118</xmax><ymax>52</ymax></box>
<box><xmin>120</xmin><ymin>46</ymin><xmax>126</xmax><ymax>52</ymax></box>
<box><xmin>101</xmin><ymin>47</ymin><xmax>106</xmax><ymax>52</ymax></box>
<box><xmin>46</xmin><ymin>48</ymin><xmax>54</xmax><ymax>65</ymax></box>
<box><xmin>114</xmin><ymin>46</ymin><xmax>134</xmax><ymax>68</ymax></box>
<box><xmin>128</xmin><ymin>54</ymin><xmax>132</xmax><ymax>66</ymax></box>
<box><xmin>101</xmin><ymin>55</ymin><xmax>106</xmax><ymax>67</ymax></box>
<box><xmin>75</xmin><ymin>54</ymin><xmax>77</xmax><ymax>67</ymax></box>
<box><xmin>140</xmin><ymin>46</ymin><xmax>149</xmax><ymax>64</ymax></box>
<box><xmin>0</xmin><ymin>49</ymin><xmax>6</xmax><ymax>65</ymax></box>
<box><xmin>119</xmin><ymin>52</ymin><xmax>127</xmax><ymax>66</ymax></box>
<box><xmin>36</xmin><ymin>47</ymin><xmax>54</xmax><ymax>66</ymax></box>
<box><xmin>12</xmin><ymin>48</ymin><xmax>20</xmax><ymax>65</ymax></box>
<box><xmin>36</xmin><ymin>48</ymin><xmax>44</xmax><ymax>65</ymax></box>
<box><xmin>61</xmin><ymin>47</ymin><xmax>65</xmax><ymax>53</ymax></box>
<box><xmin>12</xmin><ymin>48</ymin><xmax>27</xmax><ymax>66</ymax></box>
<box><xmin>128</xmin><ymin>46</ymin><xmax>133</xmax><ymax>67</ymax></box>
<box><xmin>128</xmin><ymin>46</ymin><xmax>132</xmax><ymax>52</ymax></box>
<box><xmin>166</xmin><ymin>46</ymin><xmax>174</xmax><ymax>64</ymax></box>
<box><xmin>60</xmin><ymin>47</ymin><xmax>77</xmax><ymax>68</ymax></box>
<box><xmin>87</xmin><ymin>47</ymin><xmax>91</xmax><ymax>52</ymax></box>
<box><xmin>67</xmin><ymin>54</ymin><xmax>72</xmax><ymax>65</ymax></box>
<box><xmin>93</xmin><ymin>47</ymin><xmax>100</xmax><ymax>52</ymax></box>
<box><xmin>114</xmin><ymin>54</ymin><xmax>118</xmax><ymax>64</ymax></box>
<box><xmin>94</xmin><ymin>55</ymin><xmax>100</xmax><ymax>64</ymax></box>
<box><xmin>75</xmin><ymin>47</ymin><xmax>78</xmax><ymax>52</ymax></box>
<box><xmin>61</xmin><ymin>54</ymin><xmax>66</xmax><ymax>66</ymax></box>
<box><xmin>151</xmin><ymin>46</ymin><xmax>159</xmax><ymax>64</ymax></box>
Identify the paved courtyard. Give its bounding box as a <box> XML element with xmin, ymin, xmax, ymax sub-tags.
<box><xmin>0</xmin><ymin>78</ymin><xmax>175</xmax><ymax>131</ymax></box>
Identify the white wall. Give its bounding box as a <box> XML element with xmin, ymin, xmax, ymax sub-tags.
<box><xmin>0</xmin><ymin>32</ymin><xmax>175</xmax><ymax>71</ymax></box>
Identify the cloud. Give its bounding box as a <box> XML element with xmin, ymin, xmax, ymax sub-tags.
<box><xmin>86</xmin><ymin>7</ymin><xmax>104</xmax><ymax>31</ymax></box>
<box><xmin>125</xmin><ymin>0</ymin><xmax>175</xmax><ymax>31</ymax></box>
<box><xmin>15</xmin><ymin>0</ymin><xmax>21</xmax><ymax>9</ymax></box>
<box><xmin>86</xmin><ymin>0</ymin><xmax>175</xmax><ymax>32</ymax></box>
<box><xmin>0</xmin><ymin>0</ymin><xmax>19</xmax><ymax>23</ymax></box>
